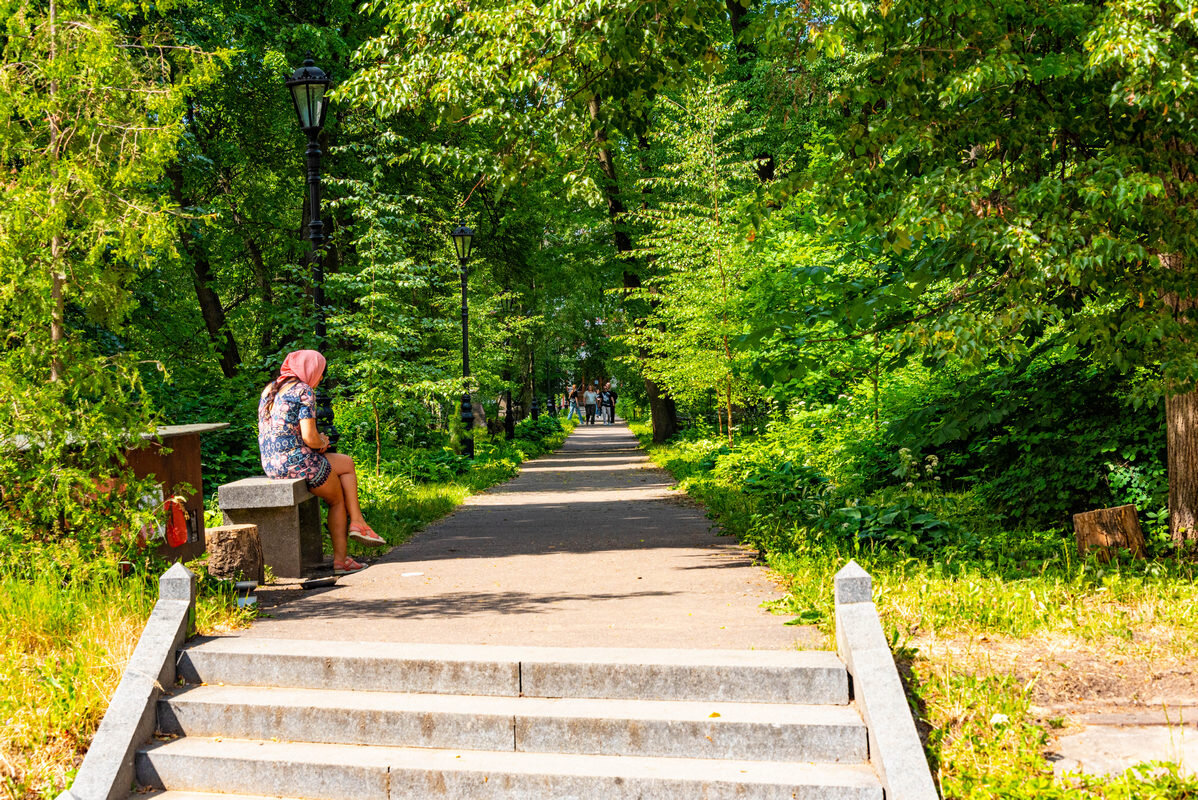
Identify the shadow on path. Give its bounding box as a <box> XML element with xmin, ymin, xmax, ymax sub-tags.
<box><xmin>268</xmin><ymin>589</ymin><xmax>681</xmax><ymax>621</ymax></box>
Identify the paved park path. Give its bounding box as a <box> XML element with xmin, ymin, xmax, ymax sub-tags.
<box><xmin>242</xmin><ymin>421</ymin><xmax>814</xmax><ymax>649</ymax></box>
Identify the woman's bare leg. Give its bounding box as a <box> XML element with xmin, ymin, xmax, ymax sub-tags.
<box><xmin>308</xmin><ymin>474</ymin><xmax>348</xmax><ymax>562</ymax></box>
<box><xmin>326</xmin><ymin>452</ymin><xmax>366</xmax><ymax>526</ymax></box>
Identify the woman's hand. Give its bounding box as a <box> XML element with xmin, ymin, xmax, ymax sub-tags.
<box><xmin>299</xmin><ymin>418</ymin><xmax>328</xmax><ymax>451</ymax></box>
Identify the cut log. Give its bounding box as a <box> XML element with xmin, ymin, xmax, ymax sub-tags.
<box><xmin>205</xmin><ymin>523</ymin><xmax>265</xmax><ymax>583</ymax></box>
<box><xmin>1072</xmin><ymin>505</ymin><xmax>1146</xmax><ymax>561</ymax></box>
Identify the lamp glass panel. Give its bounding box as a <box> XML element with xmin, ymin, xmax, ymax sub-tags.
<box><xmin>453</xmin><ymin>231</ymin><xmax>472</xmax><ymax>260</ymax></box>
<box><xmin>291</xmin><ymin>82</ymin><xmax>327</xmax><ymax>129</ymax></box>
<box><xmin>307</xmin><ymin>83</ymin><xmax>326</xmax><ymax>129</ymax></box>
<box><xmin>290</xmin><ymin>83</ymin><xmax>311</xmax><ymax>128</ymax></box>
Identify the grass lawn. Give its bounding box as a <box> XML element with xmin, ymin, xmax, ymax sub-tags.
<box><xmin>630</xmin><ymin>420</ymin><xmax>1198</xmax><ymax>799</ymax></box>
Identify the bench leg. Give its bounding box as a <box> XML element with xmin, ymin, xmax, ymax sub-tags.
<box><xmin>222</xmin><ymin>498</ymin><xmax>324</xmax><ymax>579</ymax></box>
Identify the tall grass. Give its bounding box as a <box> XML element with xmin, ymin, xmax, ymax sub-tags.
<box><xmin>0</xmin><ymin>569</ymin><xmax>252</xmax><ymax>800</ymax></box>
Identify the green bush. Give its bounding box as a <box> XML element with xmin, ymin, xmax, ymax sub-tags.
<box><xmin>514</xmin><ymin>413</ymin><xmax>565</xmax><ymax>443</ymax></box>
<box><xmin>657</xmin><ymin>418</ymin><xmax>961</xmax><ymax>559</ymax></box>
<box><xmin>885</xmin><ymin>353</ymin><xmax>1166</xmax><ymax>528</ymax></box>
<box><xmin>390</xmin><ymin>447</ymin><xmax>472</xmax><ymax>483</ymax></box>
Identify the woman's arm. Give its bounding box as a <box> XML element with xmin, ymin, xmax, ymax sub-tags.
<box><xmin>299</xmin><ymin>418</ymin><xmax>330</xmax><ymax>452</ymax></box>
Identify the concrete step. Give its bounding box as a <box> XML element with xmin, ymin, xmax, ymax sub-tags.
<box><xmin>179</xmin><ymin>637</ymin><xmax>848</xmax><ymax>704</ymax></box>
<box><xmin>137</xmin><ymin>794</ymin><xmax>308</xmax><ymax>800</ymax></box>
<box><xmin>158</xmin><ymin>684</ymin><xmax>868</xmax><ymax>763</ymax></box>
<box><xmin>137</xmin><ymin>737</ymin><xmax>883</xmax><ymax>800</ymax></box>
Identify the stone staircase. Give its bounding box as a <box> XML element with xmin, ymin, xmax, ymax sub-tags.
<box><xmin>134</xmin><ymin>637</ymin><xmax>883</xmax><ymax>799</ymax></box>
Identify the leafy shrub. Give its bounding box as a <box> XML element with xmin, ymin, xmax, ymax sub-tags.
<box><xmin>677</xmin><ymin>421</ymin><xmax>960</xmax><ymax>558</ymax></box>
<box><xmin>388</xmin><ymin>447</ymin><xmax>472</xmax><ymax>483</ymax></box>
<box><xmin>886</xmin><ymin>353</ymin><xmax>1165</xmax><ymax>527</ymax></box>
<box><xmin>1105</xmin><ymin>458</ymin><xmax>1170</xmax><ymax>548</ymax></box>
<box><xmin>816</xmin><ymin>497</ymin><xmax>958</xmax><ymax>553</ymax></box>
<box><xmin>514</xmin><ymin>414</ymin><xmax>565</xmax><ymax>444</ymax></box>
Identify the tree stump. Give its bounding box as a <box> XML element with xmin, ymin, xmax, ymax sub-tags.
<box><xmin>1072</xmin><ymin>505</ymin><xmax>1146</xmax><ymax>561</ymax></box>
<box><xmin>205</xmin><ymin>523</ymin><xmax>265</xmax><ymax>582</ymax></box>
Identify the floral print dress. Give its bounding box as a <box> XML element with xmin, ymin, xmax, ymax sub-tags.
<box><xmin>258</xmin><ymin>380</ymin><xmax>332</xmax><ymax>488</ymax></box>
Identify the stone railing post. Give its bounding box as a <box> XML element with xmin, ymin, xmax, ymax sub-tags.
<box><xmin>835</xmin><ymin>560</ymin><xmax>938</xmax><ymax>799</ymax></box>
<box><xmin>57</xmin><ymin>563</ymin><xmax>196</xmax><ymax>800</ymax></box>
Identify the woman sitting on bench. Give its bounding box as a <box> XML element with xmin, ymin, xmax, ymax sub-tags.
<box><xmin>258</xmin><ymin>349</ymin><xmax>384</xmax><ymax>574</ymax></box>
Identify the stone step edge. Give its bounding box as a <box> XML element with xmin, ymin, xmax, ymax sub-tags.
<box><xmin>137</xmin><ymin>737</ymin><xmax>884</xmax><ymax>793</ymax></box>
<box><xmin>160</xmin><ymin>683</ymin><xmax>866</xmax><ymax>726</ymax></box>
<box><xmin>136</xmin><ymin>793</ymin><xmax>307</xmax><ymax>800</ymax></box>
<box><xmin>179</xmin><ymin>638</ymin><xmax>849</xmax><ymax>705</ymax></box>
<box><xmin>157</xmin><ymin>685</ymin><xmax>869</xmax><ymax>764</ymax></box>
<box><xmin>182</xmin><ymin>636</ymin><xmax>846</xmax><ymax>668</ymax></box>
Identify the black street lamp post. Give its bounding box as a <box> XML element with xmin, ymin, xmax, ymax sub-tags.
<box><xmin>530</xmin><ymin>357</ymin><xmax>540</xmax><ymax>421</ymax></box>
<box><xmin>287</xmin><ymin>53</ymin><xmax>338</xmax><ymax>446</ymax></box>
<box><xmin>452</xmin><ymin>225</ymin><xmax>475</xmax><ymax>458</ymax></box>
<box><xmin>529</xmin><ymin>282</ymin><xmax>540</xmax><ymax>420</ymax></box>
<box><xmin>545</xmin><ymin>346</ymin><xmax>554</xmax><ymax>418</ymax></box>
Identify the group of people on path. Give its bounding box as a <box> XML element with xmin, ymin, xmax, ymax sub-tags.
<box><xmin>565</xmin><ymin>381</ymin><xmax>617</xmax><ymax>425</ymax></box>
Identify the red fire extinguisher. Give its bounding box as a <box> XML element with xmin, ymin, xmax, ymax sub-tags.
<box><xmin>165</xmin><ymin>499</ymin><xmax>188</xmax><ymax>548</ymax></box>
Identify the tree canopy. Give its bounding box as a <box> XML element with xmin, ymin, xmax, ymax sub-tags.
<box><xmin>2</xmin><ymin>0</ymin><xmax>1196</xmax><ymax>553</ymax></box>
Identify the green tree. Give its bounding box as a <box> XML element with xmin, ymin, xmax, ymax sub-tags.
<box><xmin>624</xmin><ymin>81</ymin><xmax>761</xmax><ymax>439</ymax></box>
<box><xmin>340</xmin><ymin>0</ymin><xmax>724</xmax><ymax>441</ymax></box>
<box><xmin>0</xmin><ymin>0</ymin><xmax>217</xmax><ymax>546</ymax></box>
<box><xmin>803</xmin><ymin>0</ymin><xmax>1198</xmax><ymax>544</ymax></box>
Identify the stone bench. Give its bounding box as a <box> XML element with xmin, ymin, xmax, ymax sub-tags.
<box><xmin>218</xmin><ymin>477</ymin><xmax>322</xmax><ymax>578</ymax></box>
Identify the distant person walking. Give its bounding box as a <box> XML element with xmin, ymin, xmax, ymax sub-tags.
<box><xmin>567</xmin><ymin>385</ymin><xmax>583</xmax><ymax>422</ymax></box>
<box><xmin>583</xmin><ymin>386</ymin><xmax>598</xmax><ymax>425</ymax></box>
<box><xmin>258</xmin><ymin>350</ymin><xmax>385</xmax><ymax>575</ymax></box>
<box><xmin>602</xmin><ymin>383</ymin><xmax>617</xmax><ymax>424</ymax></box>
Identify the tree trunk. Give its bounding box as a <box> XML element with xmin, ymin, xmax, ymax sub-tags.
<box><xmin>228</xmin><ymin>204</ymin><xmax>274</xmax><ymax>353</ymax></box>
<box><xmin>723</xmin><ymin>0</ymin><xmax>774</xmax><ymax>182</ymax></box>
<box><xmin>626</xmin><ymin>265</ymin><xmax>679</xmax><ymax>442</ymax></box>
<box><xmin>205</xmin><ymin>523</ymin><xmax>265</xmax><ymax>582</ymax></box>
<box><xmin>1167</xmin><ymin>390</ymin><xmax>1198</xmax><ymax>544</ymax></box>
<box><xmin>726</xmin><ymin>0</ymin><xmax>751</xmax><ymax>62</ymax></box>
<box><xmin>726</xmin><ymin>376</ymin><xmax>734</xmax><ymax>444</ymax></box>
<box><xmin>590</xmin><ymin>95</ymin><xmax>679</xmax><ymax>441</ymax></box>
<box><xmin>190</xmin><ymin>249</ymin><xmax>242</xmax><ymax>378</ymax></box>
<box><xmin>168</xmin><ymin>167</ymin><xmax>241</xmax><ymax>378</ymax></box>
<box><xmin>371</xmin><ymin>400</ymin><xmax>381</xmax><ymax>477</ymax></box>
<box><xmin>1073</xmin><ymin>504</ymin><xmax>1146</xmax><ymax>560</ymax></box>
<box><xmin>502</xmin><ymin>358</ymin><xmax>515</xmax><ymax>440</ymax></box>
<box><xmin>48</xmin><ymin>0</ymin><xmax>64</xmax><ymax>382</ymax></box>
<box><xmin>50</xmin><ymin>256</ymin><xmax>64</xmax><ymax>381</ymax></box>
<box><xmin>1161</xmin><ymin>251</ymin><xmax>1198</xmax><ymax>545</ymax></box>
<box><xmin>646</xmin><ymin>378</ymin><xmax>679</xmax><ymax>443</ymax></box>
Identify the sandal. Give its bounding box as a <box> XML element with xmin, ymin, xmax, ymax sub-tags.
<box><xmin>348</xmin><ymin>523</ymin><xmax>387</xmax><ymax>547</ymax></box>
<box><xmin>333</xmin><ymin>556</ymin><xmax>367</xmax><ymax>575</ymax></box>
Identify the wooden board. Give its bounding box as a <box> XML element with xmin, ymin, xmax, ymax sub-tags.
<box><xmin>125</xmin><ymin>432</ymin><xmax>206</xmax><ymax>563</ymax></box>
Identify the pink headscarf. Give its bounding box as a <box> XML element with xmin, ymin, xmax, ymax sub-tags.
<box><xmin>278</xmin><ymin>349</ymin><xmax>326</xmax><ymax>387</ymax></box>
